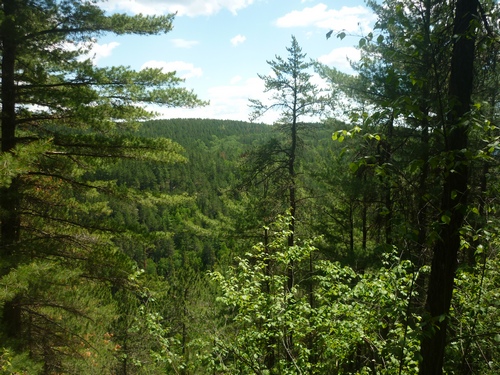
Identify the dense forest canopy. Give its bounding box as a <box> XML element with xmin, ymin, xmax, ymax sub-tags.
<box><xmin>1</xmin><ymin>0</ymin><xmax>500</xmax><ymax>374</ymax></box>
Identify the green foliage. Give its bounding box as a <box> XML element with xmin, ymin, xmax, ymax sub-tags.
<box><xmin>245</xmin><ymin>35</ymin><xmax>329</xmax><ymax>264</ymax></box>
<box><xmin>449</xmin><ymin>258</ymin><xmax>500</xmax><ymax>374</ymax></box>
<box><xmin>211</xmin><ymin>216</ymin><xmax>424</xmax><ymax>374</ymax></box>
<box><xmin>320</xmin><ymin>0</ymin><xmax>500</xmax><ymax>372</ymax></box>
<box><xmin>0</xmin><ymin>0</ymin><xmax>205</xmax><ymax>371</ymax></box>
<box><xmin>210</xmin><ymin>216</ymin><xmax>318</xmax><ymax>373</ymax></box>
<box><xmin>110</xmin><ymin>273</ymin><xmax>187</xmax><ymax>375</ymax></box>
<box><xmin>0</xmin><ymin>348</ymin><xmax>42</xmax><ymax>375</ymax></box>
<box><xmin>0</xmin><ymin>261</ymin><xmax>119</xmax><ymax>373</ymax></box>
<box><xmin>249</xmin><ymin>35</ymin><xmax>326</xmax><ymax>124</ymax></box>
<box><xmin>0</xmin><ymin>141</ymin><xmax>52</xmax><ymax>188</ymax></box>
<box><xmin>1</xmin><ymin>0</ymin><xmax>499</xmax><ymax>372</ymax></box>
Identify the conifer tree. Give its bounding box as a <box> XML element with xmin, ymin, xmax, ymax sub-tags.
<box><xmin>248</xmin><ymin>34</ymin><xmax>325</xmax><ymax>367</ymax></box>
<box><xmin>0</xmin><ymin>0</ymin><xmax>204</xmax><ymax>371</ymax></box>
<box><xmin>249</xmin><ymin>36</ymin><xmax>324</xmax><ymax>248</ymax></box>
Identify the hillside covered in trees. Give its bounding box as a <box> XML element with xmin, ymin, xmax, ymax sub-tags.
<box><xmin>1</xmin><ymin>0</ymin><xmax>500</xmax><ymax>374</ymax></box>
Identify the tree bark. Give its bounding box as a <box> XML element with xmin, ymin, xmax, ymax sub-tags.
<box><xmin>1</xmin><ymin>0</ymin><xmax>24</xmax><ymax>345</ymax></box>
<box><xmin>1</xmin><ymin>0</ymin><xmax>20</xmax><ymax>247</ymax></box>
<box><xmin>419</xmin><ymin>0</ymin><xmax>478</xmax><ymax>373</ymax></box>
<box><xmin>285</xmin><ymin>88</ymin><xmax>298</xmax><ymax>363</ymax></box>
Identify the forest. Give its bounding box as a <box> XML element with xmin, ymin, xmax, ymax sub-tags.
<box><xmin>0</xmin><ymin>0</ymin><xmax>499</xmax><ymax>374</ymax></box>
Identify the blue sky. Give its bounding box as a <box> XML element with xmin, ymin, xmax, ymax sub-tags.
<box><xmin>92</xmin><ymin>0</ymin><xmax>375</xmax><ymax>123</ymax></box>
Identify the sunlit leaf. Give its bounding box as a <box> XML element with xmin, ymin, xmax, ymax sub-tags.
<box><xmin>441</xmin><ymin>214</ymin><xmax>451</xmax><ymax>224</ymax></box>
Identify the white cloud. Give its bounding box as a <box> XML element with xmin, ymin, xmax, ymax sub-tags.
<box><xmin>68</xmin><ymin>41</ymin><xmax>119</xmax><ymax>64</ymax></box>
<box><xmin>141</xmin><ymin>60</ymin><xmax>203</xmax><ymax>79</ymax></box>
<box><xmin>230</xmin><ymin>75</ymin><xmax>242</xmax><ymax>84</ymax></box>
<box><xmin>203</xmin><ymin>74</ymin><xmax>327</xmax><ymax>123</ymax></box>
<box><xmin>276</xmin><ymin>3</ymin><xmax>374</xmax><ymax>34</ymax></box>
<box><xmin>230</xmin><ymin>34</ymin><xmax>247</xmax><ymax>47</ymax></box>
<box><xmin>151</xmin><ymin>76</ymin><xmax>282</xmax><ymax>123</ymax></box>
<box><xmin>152</xmin><ymin>72</ymin><xmax>329</xmax><ymax>124</ymax></box>
<box><xmin>87</xmin><ymin>42</ymin><xmax>120</xmax><ymax>64</ymax></box>
<box><xmin>310</xmin><ymin>72</ymin><xmax>330</xmax><ymax>91</ymax></box>
<box><xmin>318</xmin><ymin>47</ymin><xmax>360</xmax><ymax>73</ymax></box>
<box><xmin>171</xmin><ymin>38</ymin><xmax>199</xmax><ymax>48</ymax></box>
<box><xmin>206</xmin><ymin>77</ymin><xmax>268</xmax><ymax>119</ymax></box>
<box><xmin>102</xmin><ymin>0</ymin><xmax>255</xmax><ymax>17</ymax></box>
<box><xmin>100</xmin><ymin>0</ymin><xmax>171</xmax><ymax>16</ymax></box>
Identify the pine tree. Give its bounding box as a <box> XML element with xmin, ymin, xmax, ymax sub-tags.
<box><xmin>247</xmin><ymin>34</ymin><xmax>326</xmax><ymax>368</ymax></box>
<box><xmin>0</xmin><ymin>0</ymin><xmax>204</xmax><ymax>371</ymax></box>
<box><xmin>249</xmin><ymin>35</ymin><xmax>325</xmax><ymax>249</ymax></box>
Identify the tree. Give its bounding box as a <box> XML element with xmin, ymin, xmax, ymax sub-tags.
<box><xmin>419</xmin><ymin>0</ymin><xmax>479</xmax><ymax>373</ymax></box>
<box><xmin>323</xmin><ymin>0</ymin><xmax>451</xmax><ymax>260</ymax></box>
<box><xmin>247</xmin><ymin>36</ymin><xmax>325</xmax><ymax>365</ymax></box>
<box><xmin>322</xmin><ymin>0</ymin><xmax>498</xmax><ymax>373</ymax></box>
<box><xmin>248</xmin><ymin>35</ymin><xmax>325</xmax><ymax>249</ymax></box>
<box><xmin>211</xmin><ymin>215</ymin><xmax>425</xmax><ymax>374</ymax></box>
<box><xmin>0</xmin><ymin>0</ymin><xmax>204</xmax><ymax>371</ymax></box>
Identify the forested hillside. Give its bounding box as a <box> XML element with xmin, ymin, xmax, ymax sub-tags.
<box><xmin>1</xmin><ymin>0</ymin><xmax>500</xmax><ymax>374</ymax></box>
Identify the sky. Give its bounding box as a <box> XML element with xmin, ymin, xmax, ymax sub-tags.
<box><xmin>93</xmin><ymin>0</ymin><xmax>376</xmax><ymax>124</ymax></box>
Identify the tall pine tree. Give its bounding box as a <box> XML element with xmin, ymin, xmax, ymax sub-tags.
<box><xmin>0</xmin><ymin>0</ymin><xmax>204</xmax><ymax>372</ymax></box>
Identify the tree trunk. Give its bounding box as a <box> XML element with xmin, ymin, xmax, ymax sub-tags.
<box><xmin>362</xmin><ymin>174</ymin><xmax>368</xmax><ymax>251</ymax></box>
<box><xmin>284</xmin><ymin>102</ymin><xmax>298</xmax><ymax>363</ymax></box>
<box><xmin>1</xmin><ymin>0</ymin><xmax>20</xmax><ymax>249</ymax></box>
<box><xmin>384</xmin><ymin>115</ymin><xmax>393</xmax><ymax>246</ymax></box>
<box><xmin>419</xmin><ymin>0</ymin><xmax>478</xmax><ymax>373</ymax></box>
<box><xmin>1</xmin><ymin>0</ymin><xmax>23</xmax><ymax>346</ymax></box>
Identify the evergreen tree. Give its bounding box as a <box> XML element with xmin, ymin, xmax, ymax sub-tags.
<box><xmin>248</xmin><ymin>35</ymin><xmax>325</xmax><ymax>250</ymax></box>
<box><xmin>0</xmin><ymin>0</ymin><xmax>204</xmax><ymax>371</ymax></box>
<box><xmin>246</xmin><ymin>34</ymin><xmax>326</xmax><ymax>369</ymax></box>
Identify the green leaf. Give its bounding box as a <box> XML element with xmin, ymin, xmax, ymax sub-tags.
<box><xmin>337</xmin><ymin>31</ymin><xmax>346</xmax><ymax>40</ymax></box>
<box><xmin>349</xmin><ymin>162</ymin><xmax>359</xmax><ymax>173</ymax></box>
<box><xmin>441</xmin><ymin>214</ymin><xmax>451</xmax><ymax>225</ymax></box>
<box><xmin>475</xmin><ymin>244</ymin><xmax>484</xmax><ymax>255</ymax></box>
<box><xmin>409</xmin><ymin>159</ymin><xmax>424</xmax><ymax>173</ymax></box>
<box><xmin>359</xmin><ymin>38</ymin><xmax>366</xmax><ymax>47</ymax></box>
